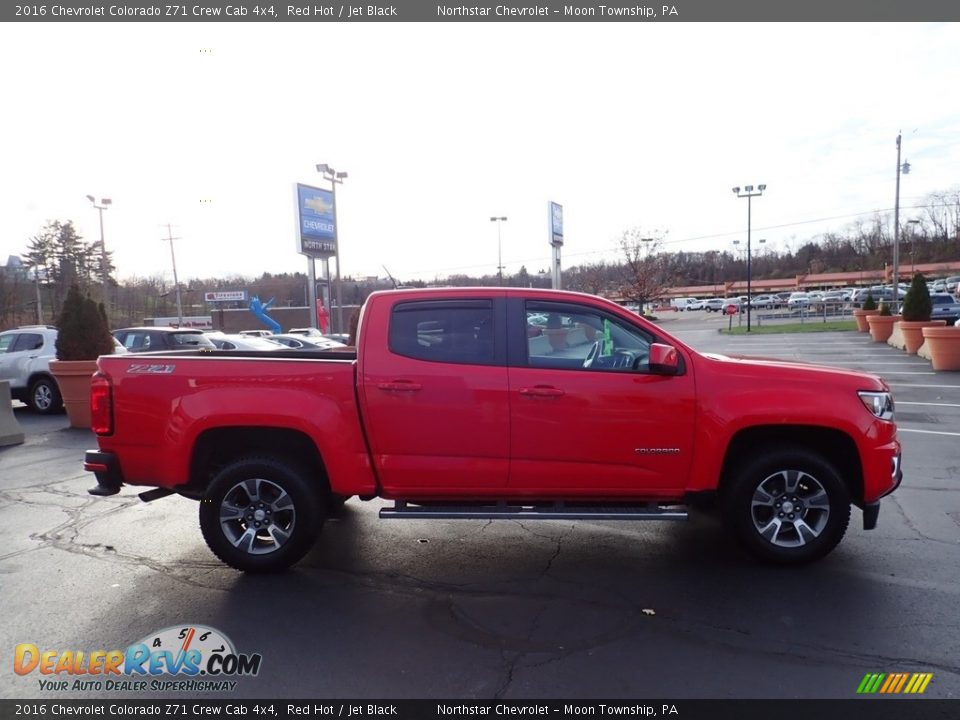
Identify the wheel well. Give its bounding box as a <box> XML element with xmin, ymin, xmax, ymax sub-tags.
<box><xmin>719</xmin><ymin>425</ymin><xmax>864</xmax><ymax>504</ymax></box>
<box><xmin>185</xmin><ymin>427</ymin><xmax>329</xmax><ymax>499</ymax></box>
<box><xmin>28</xmin><ymin>372</ymin><xmax>57</xmax><ymax>389</ymax></box>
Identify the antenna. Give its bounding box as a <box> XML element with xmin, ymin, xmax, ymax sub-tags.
<box><xmin>382</xmin><ymin>265</ymin><xmax>398</xmax><ymax>289</ymax></box>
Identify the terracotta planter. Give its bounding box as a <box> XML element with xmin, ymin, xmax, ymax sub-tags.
<box><xmin>921</xmin><ymin>326</ymin><xmax>960</xmax><ymax>371</ymax></box>
<box><xmin>49</xmin><ymin>360</ymin><xmax>98</xmax><ymax>428</ymax></box>
<box><xmin>866</xmin><ymin>314</ymin><xmax>901</xmax><ymax>343</ymax></box>
<box><xmin>853</xmin><ymin>308</ymin><xmax>880</xmax><ymax>332</ymax></box>
<box><xmin>897</xmin><ymin>320</ymin><xmax>946</xmax><ymax>355</ymax></box>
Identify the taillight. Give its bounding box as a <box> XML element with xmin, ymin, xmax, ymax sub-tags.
<box><xmin>90</xmin><ymin>372</ymin><xmax>113</xmax><ymax>436</ymax></box>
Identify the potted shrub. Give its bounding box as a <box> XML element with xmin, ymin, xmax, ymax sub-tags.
<box><xmin>49</xmin><ymin>285</ymin><xmax>116</xmax><ymax>428</ymax></box>
<box><xmin>866</xmin><ymin>300</ymin><xmax>901</xmax><ymax>343</ymax></box>
<box><xmin>853</xmin><ymin>292</ymin><xmax>879</xmax><ymax>332</ymax></box>
<box><xmin>897</xmin><ymin>272</ymin><xmax>946</xmax><ymax>354</ymax></box>
<box><xmin>922</xmin><ymin>317</ymin><xmax>960</xmax><ymax>371</ymax></box>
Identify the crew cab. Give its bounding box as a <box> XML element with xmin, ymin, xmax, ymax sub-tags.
<box><xmin>84</xmin><ymin>288</ymin><xmax>902</xmax><ymax>572</ymax></box>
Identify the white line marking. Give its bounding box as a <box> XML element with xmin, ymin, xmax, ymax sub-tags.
<box><xmin>886</xmin><ymin>383</ymin><xmax>960</xmax><ymax>389</ymax></box>
<box><xmin>897</xmin><ymin>401</ymin><xmax>960</xmax><ymax>408</ymax></box>
<box><xmin>898</xmin><ymin>428</ymin><xmax>960</xmax><ymax>437</ymax></box>
<box><xmin>800</xmin><ymin>361</ymin><xmax>927</xmax><ymax>365</ymax></box>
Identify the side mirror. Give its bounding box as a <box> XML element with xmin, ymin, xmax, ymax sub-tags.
<box><xmin>648</xmin><ymin>343</ymin><xmax>680</xmax><ymax>375</ymax></box>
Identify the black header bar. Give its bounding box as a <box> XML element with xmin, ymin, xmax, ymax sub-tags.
<box><xmin>4</xmin><ymin>0</ymin><xmax>959</xmax><ymax>22</ymax></box>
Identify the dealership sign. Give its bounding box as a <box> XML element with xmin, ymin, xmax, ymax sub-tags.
<box><xmin>295</xmin><ymin>183</ymin><xmax>337</xmax><ymax>258</ymax></box>
<box><xmin>204</xmin><ymin>291</ymin><xmax>248</xmax><ymax>303</ymax></box>
<box><xmin>549</xmin><ymin>201</ymin><xmax>563</xmax><ymax>246</ymax></box>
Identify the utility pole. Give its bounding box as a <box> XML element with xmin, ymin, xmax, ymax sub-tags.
<box><xmin>163</xmin><ymin>224</ymin><xmax>184</xmax><ymax>326</ymax></box>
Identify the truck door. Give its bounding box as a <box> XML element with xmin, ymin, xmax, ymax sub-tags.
<box><xmin>359</xmin><ymin>298</ymin><xmax>510</xmax><ymax>495</ymax></box>
<box><xmin>507</xmin><ymin>299</ymin><xmax>696</xmax><ymax>496</ymax></box>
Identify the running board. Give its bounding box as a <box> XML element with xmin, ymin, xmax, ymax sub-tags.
<box><xmin>379</xmin><ymin>500</ymin><xmax>688</xmax><ymax>521</ymax></box>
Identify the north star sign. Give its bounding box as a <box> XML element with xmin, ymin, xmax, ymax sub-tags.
<box><xmin>204</xmin><ymin>291</ymin><xmax>247</xmax><ymax>302</ymax></box>
<box><xmin>296</xmin><ymin>183</ymin><xmax>337</xmax><ymax>258</ymax></box>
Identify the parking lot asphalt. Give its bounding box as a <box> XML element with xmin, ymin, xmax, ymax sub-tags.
<box><xmin>1</xmin><ymin>317</ymin><xmax>958</xmax><ymax>701</ymax></box>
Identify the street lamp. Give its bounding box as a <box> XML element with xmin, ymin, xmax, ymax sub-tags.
<box><xmin>732</xmin><ymin>184</ymin><xmax>767</xmax><ymax>331</ymax></box>
<box><xmin>490</xmin><ymin>216</ymin><xmax>508</xmax><ymax>285</ymax></box>
<box><xmin>86</xmin><ymin>195</ymin><xmax>112</xmax><ymax>310</ymax></box>
<box><xmin>316</xmin><ymin>163</ymin><xmax>348</xmax><ymax>333</ymax></box>
<box><xmin>892</xmin><ymin>133</ymin><xmax>911</xmax><ymax>308</ymax></box>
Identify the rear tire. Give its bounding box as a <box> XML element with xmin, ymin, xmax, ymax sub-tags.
<box><xmin>29</xmin><ymin>376</ymin><xmax>63</xmax><ymax>415</ymax></box>
<box><xmin>722</xmin><ymin>448</ymin><xmax>850</xmax><ymax>564</ymax></box>
<box><xmin>199</xmin><ymin>456</ymin><xmax>324</xmax><ymax>572</ymax></box>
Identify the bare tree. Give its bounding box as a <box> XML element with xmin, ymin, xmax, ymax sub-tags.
<box><xmin>567</xmin><ymin>261</ymin><xmax>611</xmax><ymax>296</ymax></box>
<box><xmin>618</xmin><ymin>229</ymin><xmax>668</xmax><ymax>308</ymax></box>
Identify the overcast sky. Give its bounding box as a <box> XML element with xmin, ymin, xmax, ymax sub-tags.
<box><xmin>1</xmin><ymin>22</ymin><xmax>958</xmax><ymax>287</ymax></box>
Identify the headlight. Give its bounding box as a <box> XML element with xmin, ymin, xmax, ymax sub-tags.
<box><xmin>858</xmin><ymin>391</ymin><xmax>894</xmax><ymax>421</ymax></box>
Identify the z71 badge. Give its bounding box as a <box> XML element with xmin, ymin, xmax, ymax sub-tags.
<box><xmin>127</xmin><ymin>364</ymin><xmax>176</xmax><ymax>374</ymax></box>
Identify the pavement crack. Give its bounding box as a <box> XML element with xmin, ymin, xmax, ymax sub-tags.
<box><xmin>493</xmin><ymin>651</ymin><xmax>520</xmax><ymax>700</ymax></box>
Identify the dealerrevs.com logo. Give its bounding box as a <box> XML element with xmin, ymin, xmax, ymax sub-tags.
<box><xmin>14</xmin><ymin>625</ymin><xmax>262</xmax><ymax>693</ymax></box>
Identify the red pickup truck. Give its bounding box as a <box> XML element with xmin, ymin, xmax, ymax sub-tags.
<box><xmin>85</xmin><ymin>288</ymin><xmax>902</xmax><ymax>572</ymax></box>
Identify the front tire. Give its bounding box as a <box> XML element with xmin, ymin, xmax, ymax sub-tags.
<box><xmin>199</xmin><ymin>456</ymin><xmax>324</xmax><ymax>572</ymax></box>
<box><xmin>723</xmin><ymin>448</ymin><xmax>850</xmax><ymax>564</ymax></box>
<box><xmin>29</xmin><ymin>376</ymin><xmax>63</xmax><ymax>414</ymax></box>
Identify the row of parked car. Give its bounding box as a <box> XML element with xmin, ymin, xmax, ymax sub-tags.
<box><xmin>674</xmin><ymin>279</ymin><xmax>960</xmax><ymax>316</ymax></box>
<box><xmin>111</xmin><ymin>326</ymin><xmax>348</xmax><ymax>353</ymax></box>
<box><xmin>0</xmin><ymin>325</ymin><xmax>347</xmax><ymax>415</ymax></box>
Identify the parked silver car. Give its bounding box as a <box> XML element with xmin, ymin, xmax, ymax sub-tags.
<box><xmin>931</xmin><ymin>294</ymin><xmax>960</xmax><ymax>324</ymax></box>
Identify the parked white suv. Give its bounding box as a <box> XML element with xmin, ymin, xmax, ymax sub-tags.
<box><xmin>0</xmin><ymin>326</ymin><xmax>62</xmax><ymax>414</ymax></box>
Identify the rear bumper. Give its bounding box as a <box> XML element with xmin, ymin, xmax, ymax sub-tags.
<box><xmin>84</xmin><ymin>450</ymin><xmax>124</xmax><ymax>496</ymax></box>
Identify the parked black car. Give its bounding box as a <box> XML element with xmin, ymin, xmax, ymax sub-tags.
<box><xmin>113</xmin><ymin>327</ymin><xmax>216</xmax><ymax>353</ymax></box>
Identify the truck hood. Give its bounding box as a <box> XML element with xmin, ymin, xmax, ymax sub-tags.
<box><xmin>701</xmin><ymin>352</ymin><xmax>889</xmax><ymax>391</ymax></box>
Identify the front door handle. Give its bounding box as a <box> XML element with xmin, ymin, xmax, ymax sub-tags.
<box><xmin>378</xmin><ymin>380</ymin><xmax>423</xmax><ymax>392</ymax></box>
<box><xmin>519</xmin><ymin>386</ymin><xmax>565</xmax><ymax>398</ymax></box>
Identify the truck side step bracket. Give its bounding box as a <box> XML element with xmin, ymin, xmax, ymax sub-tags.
<box><xmin>379</xmin><ymin>500</ymin><xmax>688</xmax><ymax>521</ymax></box>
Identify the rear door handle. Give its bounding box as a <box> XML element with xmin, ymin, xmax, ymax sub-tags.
<box><xmin>377</xmin><ymin>380</ymin><xmax>422</xmax><ymax>392</ymax></box>
<box><xmin>519</xmin><ymin>386</ymin><xmax>565</xmax><ymax>398</ymax></box>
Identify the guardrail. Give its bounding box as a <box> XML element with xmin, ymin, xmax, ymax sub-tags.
<box><xmin>1</xmin><ymin>380</ymin><xmax>25</xmax><ymax>447</ymax></box>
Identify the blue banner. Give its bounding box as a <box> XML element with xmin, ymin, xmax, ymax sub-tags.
<box><xmin>295</xmin><ymin>183</ymin><xmax>336</xmax><ymax>257</ymax></box>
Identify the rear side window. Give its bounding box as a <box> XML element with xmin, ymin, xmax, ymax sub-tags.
<box><xmin>172</xmin><ymin>332</ymin><xmax>215</xmax><ymax>348</ymax></box>
<box><xmin>389</xmin><ymin>301</ymin><xmax>495</xmax><ymax>365</ymax></box>
<box><xmin>12</xmin><ymin>333</ymin><xmax>43</xmax><ymax>352</ymax></box>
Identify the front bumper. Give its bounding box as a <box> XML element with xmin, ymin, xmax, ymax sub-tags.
<box><xmin>862</xmin><ymin>449</ymin><xmax>903</xmax><ymax>531</ymax></box>
<box><xmin>84</xmin><ymin>450</ymin><xmax>123</xmax><ymax>496</ymax></box>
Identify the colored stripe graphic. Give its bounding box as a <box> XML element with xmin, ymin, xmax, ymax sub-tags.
<box><xmin>905</xmin><ymin>673</ymin><xmax>933</xmax><ymax>694</ymax></box>
<box><xmin>857</xmin><ymin>672</ymin><xmax>932</xmax><ymax>694</ymax></box>
<box><xmin>857</xmin><ymin>673</ymin><xmax>885</xmax><ymax>694</ymax></box>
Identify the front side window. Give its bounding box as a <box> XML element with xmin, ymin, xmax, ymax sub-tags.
<box><xmin>390</xmin><ymin>301</ymin><xmax>495</xmax><ymax>365</ymax></box>
<box><xmin>525</xmin><ymin>303</ymin><xmax>653</xmax><ymax>372</ymax></box>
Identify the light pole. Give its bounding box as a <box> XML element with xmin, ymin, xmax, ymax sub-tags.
<box><xmin>490</xmin><ymin>216</ymin><xmax>507</xmax><ymax>285</ymax></box>
<box><xmin>906</xmin><ymin>219</ymin><xmax>921</xmax><ymax>272</ymax></box>
<box><xmin>316</xmin><ymin>163</ymin><xmax>348</xmax><ymax>334</ymax></box>
<box><xmin>162</xmin><ymin>224</ymin><xmax>183</xmax><ymax>326</ymax></box>
<box><xmin>86</xmin><ymin>195</ymin><xmax>112</xmax><ymax>310</ymax></box>
<box><xmin>732</xmin><ymin>184</ymin><xmax>767</xmax><ymax>331</ymax></box>
<box><xmin>892</xmin><ymin>133</ymin><xmax>911</xmax><ymax>308</ymax></box>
